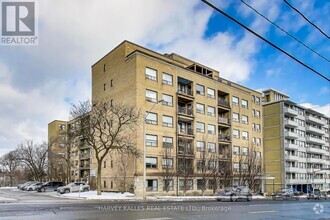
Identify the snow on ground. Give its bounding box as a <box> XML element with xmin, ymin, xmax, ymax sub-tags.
<box><xmin>59</xmin><ymin>191</ymin><xmax>136</xmax><ymax>200</ymax></box>
<box><xmin>55</xmin><ymin>191</ymin><xmax>266</xmax><ymax>201</ymax></box>
<box><xmin>0</xmin><ymin>187</ymin><xmax>17</xmax><ymax>190</ymax></box>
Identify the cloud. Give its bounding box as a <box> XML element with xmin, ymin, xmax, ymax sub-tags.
<box><xmin>318</xmin><ymin>86</ymin><xmax>330</xmax><ymax>96</ymax></box>
<box><xmin>300</xmin><ymin>103</ymin><xmax>330</xmax><ymax>117</ymax></box>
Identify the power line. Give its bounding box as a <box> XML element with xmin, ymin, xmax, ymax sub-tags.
<box><xmin>240</xmin><ymin>0</ymin><xmax>329</xmax><ymax>63</ymax></box>
<box><xmin>201</xmin><ymin>0</ymin><xmax>330</xmax><ymax>82</ymax></box>
<box><xmin>282</xmin><ymin>0</ymin><xmax>330</xmax><ymax>39</ymax></box>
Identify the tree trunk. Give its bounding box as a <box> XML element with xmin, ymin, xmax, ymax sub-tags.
<box><xmin>97</xmin><ymin>161</ymin><xmax>102</xmax><ymax>195</ymax></box>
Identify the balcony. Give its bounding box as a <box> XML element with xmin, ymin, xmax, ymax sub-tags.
<box><xmin>285</xmin><ymin>131</ymin><xmax>298</xmax><ymax>139</ymax></box>
<box><xmin>306</xmin><ymin>126</ymin><xmax>325</xmax><ymax>135</ymax></box>
<box><xmin>306</xmin><ymin>157</ymin><xmax>325</xmax><ymax>163</ymax></box>
<box><xmin>284</xmin><ymin>119</ymin><xmax>298</xmax><ymax>127</ymax></box>
<box><xmin>285</xmin><ymin>143</ymin><xmax>299</xmax><ymax>150</ymax></box>
<box><xmin>286</xmin><ymin>166</ymin><xmax>300</xmax><ymax>173</ymax></box>
<box><xmin>79</xmin><ymin>153</ymin><xmax>90</xmax><ymax>159</ymax></box>
<box><xmin>285</xmin><ymin>155</ymin><xmax>299</xmax><ymax>161</ymax></box>
<box><xmin>306</xmin><ymin>147</ymin><xmax>323</xmax><ymax>154</ymax></box>
<box><xmin>286</xmin><ymin>179</ymin><xmax>307</xmax><ymax>185</ymax></box>
<box><xmin>284</xmin><ymin>108</ymin><xmax>297</xmax><ymax>116</ymax></box>
<box><xmin>218</xmin><ymin>117</ymin><xmax>230</xmax><ymax>126</ymax></box>
<box><xmin>178</xmin><ymin>128</ymin><xmax>194</xmax><ymax>137</ymax></box>
<box><xmin>306</xmin><ymin>136</ymin><xmax>325</xmax><ymax>145</ymax></box>
<box><xmin>177</xmin><ymin>87</ymin><xmax>194</xmax><ymax>99</ymax></box>
<box><xmin>218</xmin><ymin>134</ymin><xmax>231</xmax><ymax>143</ymax></box>
<box><xmin>80</xmin><ymin>163</ymin><xmax>90</xmax><ymax>169</ymax></box>
<box><xmin>218</xmin><ymin>99</ymin><xmax>230</xmax><ymax>109</ymax></box>
<box><xmin>306</xmin><ymin>116</ymin><xmax>325</xmax><ymax>126</ymax></box>
<box><xmin>178</xmin><ymin>106</ymin><xmax>194</xmax><ymax>119</ymax></box>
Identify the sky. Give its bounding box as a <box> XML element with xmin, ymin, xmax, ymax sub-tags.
<box><xmin>0</xmin><ymin>0</ymin><xmax>329</xmax><ymax>157</ymax></box>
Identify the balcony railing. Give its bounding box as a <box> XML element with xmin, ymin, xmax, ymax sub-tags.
<box><xmin>306</xmin><ymin>126</ymin><xmax>325</xmax><ymax>135</ymax></box>
<box><xmin>218</xmin><ymin>134</ymin><xmax>231</xmax><ymax>142</ymax></box>
<box><xmin>306</xmin><ymin>115</ymin><xmax>325</xmax><ymax>125</ymax></box>
<box><xmin>218</xmin><ymin>99</ymin><xmax>230</xmax><ymax>108</ymax></box>
<box><xmin>80</xmin><ymin>164</ymin><xmax>90</xmax><ymax>169</ymax></box>
<box><xmin>178</xmin><ymin>128</ymin><xmax>194</xmax><ymax>136</ymax></box>
<box><xmin>177</xmin><ymin>87</ymin><xmax>193</xmax><ymax>96</ymax></box>
<box><xmin>178</xmin><ymin>106</ymin><xmax>194</xmax><ymax>116</ymax></box>
<box><xmin>284</xmin><ymin>108</ymin><xmax>297</xmax><ymax>116</ymax></box>
<box><xmin>218</xmin><ymin>117</ymin><xmax>229</xmax><ymax>124</ymax></box>
<box><xmin>178</xmin><ymin>143</ymin><xmax>194</xmax><ymax>155</ymax></box>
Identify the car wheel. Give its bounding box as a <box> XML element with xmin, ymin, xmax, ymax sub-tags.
<box><xmin>42</xmin><ymin>188</ymin><xmax>46</xmax><ymax>192</ymax></box>
<box><xmin>230</xmin><ymin>194</ymin><xmax>238</xmax><ymax>202</ymax></box>
<box><xmin>247</xmin><ymin>194</ymin><xmax>252</xmax><ymax>201</ymax></box>
<box><xmin>216</xmin><ymin>199</ymin><xmax>222</xmax><ymax>202</ymax></box>
<box><xmin>83</xmin><ymin>188</ymin><xmax>89</xmax><ymax>192</ymax></box>
<box><xmin>64</xmin><ymin>189</ymin><xmax>70</xmax><ymax>194</ymax></box>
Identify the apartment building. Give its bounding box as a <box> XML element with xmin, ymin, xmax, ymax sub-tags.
<box><xmin>48</xmin><ymin>41</ymin><xmax>263</xmax><ymax>196</ymax></box>
<box><xmin>263</xmin><ymin>89</ymin><xmax>330</xmax><ymax>194</ymax></box>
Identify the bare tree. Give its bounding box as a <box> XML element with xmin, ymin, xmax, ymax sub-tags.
<box><xmin>0</xmin><ymin>150</ymin><xmax>21</xmax><ymax>186</ymax></box>
<box><xmin>114</xmin><ymin>154</ymin><xmax>134</xmax><ymax>193</ymax></box>
<box><xmin>17</xmin><ymin>140</ymin><xmax>48</xmax><ymax>181</ymax></box>
<box><xmin>162</xmin><ymin>146</ymin><xmax>176</xmax><ymax>193</ymax></box>
<box><xmin>70</xmin><ymin>100</ymin><xmax>141</xmax><ymax>195</ymax></box>
<box><xmin>177</xmin><ymin>138</ymin><xmax>194</xmax><ymax>196</ymax></box>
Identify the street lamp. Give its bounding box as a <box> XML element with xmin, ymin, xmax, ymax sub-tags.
<box><xmin>143</xmin><ymin>99</ymin><xmax>163</xmax><ymax>200</ymax></box>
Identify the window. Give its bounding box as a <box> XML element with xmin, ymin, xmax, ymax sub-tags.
<box><xmin>256</xmin><ymin>138</ymin><xmax>261</xmax><ymax>146</ymax></box>
<box><xmin>242</xmin><ymin>163</ymin><xmax>248</xmax><ymax>171</ymax></box>
<box><xmin>103</xmin><ymin>83</ymin><xmax>106</xmax><ymax>91</ymax></box>
<box><xmin>146</xmin><ymin>90</ymin><xmax>157</xmax><ymax>102</ymax></box>
<box><xmin>233</xmin><ymin>146</ymin><xmax>240</xmax><ymax>155</ymax></box>
<box><xmin>146</xmin><ymin>67</ymin><xmax>157</xmax><ymax>81</ymax></box>
<box><xmin>242</xmin><ymin>131</ymin><xmax>249</xmax><ymax>140</ymax></box>
<box><xmin>207</xmin><ymin>88</ymin><xmax>215</xmax><ymax>99</ymax></box>
<box><xmin>256</xmin><ymin>110</ymin><xmax>260</xmax><ymax>118</ymax></box>
<box><xmin>146</xmin><ymin>179</ymin><xmax>158</xmax><ymax>191</ymax></box>
<box><xmin>146</xmin><ymin>134</ymin><xmax>157</xmax><ymax>147</ymax></box>
<box><xmin>104</xmin><ymin>161</ymin><xmax>106</xmax><ymax>168</ymax></box>
<box><xmin>196</xmin><ymin>103</ymin><xmax>205</xmax><ymax>114</ymax></box>
<box><xmin>179</xmin><ymin>179</ymin><xmax>193</xmax><ymax>190</ymax></box>
<box><xmin>251</xmin><ymin>95</ymin><xmax>255</xmax><ymax>103</ymax></box>
<box><xmin>233</xmin><ymin>163</ymin><xmax>239</xmax><ymax>171</ymax></box>
<box><xmin>208</xmin><ymin>124</ymin><xmax>215</xmax><ymax>135</ymax></box>
<box><xmin>252</xmin><ymin>109</ymin><xmax>255</xmax><ymax>117</ymax></box>
<box><xmin>196</xmin><ymin>141</ymin><xmax>205</xmax><ymax>152</ymax></box>
<box><xmin>59</xmin><ymin>124</ymin><xmax>66</xmax><ymax>130</ymax></box>
<box><xmin>252</xmin><ymin>123</ymin><xmax>255</xmax><ymax>131</ymax></box>
<box><xmin>111</xmin><ymin>181</ymin><xmax>113</xmax><ymax>189</ymax></box>
<box><xmin>163</xmin><ymin>136</ymin><xmax>173</xmax><ymax>148</ymax></box>
<box><xmin>146</xmin><ymin>112</ymin><xmax>157</xmax><ymax>124</ymax></box>
<box><xmin>146</xmin><ymin>157</ymin><xmax>157</xmax><ymax>168</ymax></box>
<box><xmin>196</xmin><ymin>122</ymin><xmax>205</xmax><ymax>133</ymax></box>
<box><xmin>233</xmin><ymin>129</ymin><xmax>240</xmax><ymax>139</ymax></box>
<box><xmin>207</xmin><ymin>106</ymin><xmax>215</xmax><ymax>117</ymax></box>
<box><xmin>110</xmin><ymin>79</ymin><xmax>113</xmax><ymax>87</ymax></box>
<box><xmin>197</xmin><ymin>179</ymin><xmax>206</xmax><ymax>190</ymax></box>
<box><xmin>162</xmin><ymin>94</ymin><xmax>173</xmax><ymax>106</ymax></box>
<box><xmin>232</xmin><ymin>113</ymin><xmax>239</xmax><ymax>122</ymax></box>
<box><xmin>232</xmin><ymin>96</ymin><xmax>239</xmax><ymax>106</ymax></box>
<box><xmin>196</xmin><ymin>84</ymin><xmax>205</xmax><ymax>95</ymax></box>
<box><xmin>208</xmin><ymin>160</ymin><xmax>216</xmax><ymax>169</ymax></box>
<box><xmin>163</xmin><ymin>179</ymin><xmax>174</xmax><ymax>191</ymax></box>
<box><xmin>242</xmin><ymin>147</ymin><xmax>249</xmax><ymax>156</ymax></box>
<box><xmin>256</xmin><ymin>124</ymin><xmax>261</xmax><ymax>132</ymax></box>
<box><xmin>111</xmin><ymin>160</ymin><xmax>113</xmax><ymax>168</ymax></box>
<box><xmin>256</xmin><ymin>97</ymin><xmax>260</xmax><ymax>104</ymax></box>
<box><xmin>255</xmin><ymin>151</ymin><xmax>261</xmax><ymax>158</ymax></box>
<box><xmin>103</xmin><ymin>64</ymin><xmax>106</xmax><ymax>72</ymax></box>
<box><xmin>242</xmin><ymin>115</ymin><xmax>248</xmax><ymax>124</ymax></box>
<box><xmin>162</xmin><ymin>158</ymin><xmax>173</xmax><ymax>169</ymax></box>
<box><xmin>242</xmin><ymin>99</ymin><xmax>248</xmax><ymax>108</ymax></box>
<box><xmin>162</xmin><ymin>115</ymin><xmax>173</xmax><ymax>127</ymax></box>
<box><xmin>208</xmin><ymin>142</ymin><xmax>216</xmax><ymax>152</ymax></box>
<box><xmin>252</xmin><ymin>137</ymin><xmax>256</xmax><ymax>144</ymax></box>
<box><xmin>103</xmin><ymin>180</ymin><xmax>107</xmax><ymax>188</ymax></box>
<box><xmin>162</xmin><ymin>73</ymin><xmax>173</xmax><ymax>85</ymax></box>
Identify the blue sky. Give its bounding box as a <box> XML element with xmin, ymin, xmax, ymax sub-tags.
<box><xmin>0</xmin><ymin>0</ymin><xmax>329</xmax><ymax>156</ymax></box>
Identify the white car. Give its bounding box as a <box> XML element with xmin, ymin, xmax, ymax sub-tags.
<box><xmin>27</xmin><ymin>182</ymin><xmax>43</xmax><ymax>191</ymax></box>
<box><xmin>57</xmin><ymin>182</ymin><xmax>90</xmax><ymax>194</ymax></box>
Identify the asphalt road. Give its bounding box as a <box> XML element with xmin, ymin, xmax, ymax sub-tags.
<box><xmin>1</xmin><ymin>188</ymin><xmax>330</xmax><ymax>220</ymax></box>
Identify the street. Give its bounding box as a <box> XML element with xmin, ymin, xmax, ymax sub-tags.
<box><xmin>1</xmin><ymin>188</ymin><xmax>330</xmax><ymax>220</ymax></box>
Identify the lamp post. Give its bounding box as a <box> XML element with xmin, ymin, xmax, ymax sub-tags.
<box><xmin>143</xmin><ymin>99</ymin><xmax>163</xmax><ymax>200</ymax></box>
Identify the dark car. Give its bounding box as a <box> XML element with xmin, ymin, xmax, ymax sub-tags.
<box><xmin>36</xmin><ymin>181</ymin><xmax>64</xmax><ymax>192</ymax></box>
<box><xmin>215</xmin><ymin>186</ymin><xmax>253</xmax><ymax>202</ymax></box>
<box><xmin>272</xmin><ymin>188</ymin><xmax>299</xmax><ymax>200</ymax></box>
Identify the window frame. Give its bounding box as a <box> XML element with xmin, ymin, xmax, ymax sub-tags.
<box><xmin>162</xmin><ymin>73</ymin><xmax>173</xmax><ymax>86</ymax></box>
<box><xmin>145</xmin><ymin>67</ymin><xmax>157</xmax><ymax>81</ymax></box>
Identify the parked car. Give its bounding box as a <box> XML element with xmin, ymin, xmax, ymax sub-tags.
<box><xmin>57</xmin><ymin>182</ymin><xmax>90</xmax><ymax>194</ymax></box>
<box><xmin>307</xmin><ymin>189</ymin><xmax>327</xmax><ymax>200</ymax></box>
<box><xmin>26</xmin><ymin>182</ymin><xmax>43</xmax><ymax>191</ymax></box>
<box><xmin>19</xmin><ymin>181</ymin><xmax>37</xmax><ymax>190</ymax></box>
<box><xmin>36</xmin><ymin>181</ymin><xmax>64</xmax><ymax>192</ymax></box>
<box><xmin>272</xmin><ymin>188</ymin><xmax>299</xmax><ymax>200</ymax></box>
<box><xmin>215</xmin><ymin>186</ymin><xmax>253</xmax><ymax>202</ymax></box>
